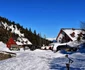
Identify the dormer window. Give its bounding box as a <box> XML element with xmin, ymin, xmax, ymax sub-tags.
<box><xmin>78</xmin><ymin>32</ymin><xmax>82</xmax><ymax>37</ymax></box>
<box><xmin>70</xmin><ymin>32</ymin><xmax>75</xmax><ymax>37</ymax></box>
<box><xmin>80</xmin><ymin>32</ymin><xmax>82</xmax><ymax>35</ymax></box>
<box><xmin>25</xmin><ymin>41</ymin><xmax>28</xmax><ymax>43</ymax></box>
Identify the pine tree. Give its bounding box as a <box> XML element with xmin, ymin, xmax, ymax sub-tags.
<box><xmin>29</xmin><ymin>28</ymin><xmax>32</xmax><ymax>33</ymax></box>
<box><xmin>34</xmin><ymin>30</ymin><xmax>36</xmax><ymax>35</ymax></box>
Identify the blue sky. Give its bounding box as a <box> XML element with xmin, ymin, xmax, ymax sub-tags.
<box><xmin>0</xmin><ymin>0</ymin><xmax>85</xmax><ymax>38</ymax></box>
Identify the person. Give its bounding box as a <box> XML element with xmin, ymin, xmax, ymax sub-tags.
<box><xmin>65</xmin><ymin>54</ymin><xmax>73</xmax><ymax>64</ymax></box>
<box><xmin>65</xmin><ymin>54</ymin><xmax>73</xmax><ymax>70</ymax></box>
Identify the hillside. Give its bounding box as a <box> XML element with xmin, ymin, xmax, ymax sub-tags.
<box><xmin>0</xmin><ymin>16</ymin><xmax>50</xmax><ymax>49</ymax></box>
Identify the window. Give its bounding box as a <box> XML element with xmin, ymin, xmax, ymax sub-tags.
<box><xmin>70</xmin><ymin>32</ymin><xmax>75</xmax><ymax>37</ymax></box>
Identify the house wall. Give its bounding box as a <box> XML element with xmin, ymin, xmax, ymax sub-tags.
<box><xmin>57</xmin><ymin>30</ymin><xmax>72</xmax><ymax>43</ymax></box>
<box><xmin>10</xmin><ymin>45</ymin><xmax>21</xmax><ymax>51</ymax></box>
<box><xmin>62</xmin><ymin>33</ymin><xmax>72</xmax><ymax>43</ymax></box>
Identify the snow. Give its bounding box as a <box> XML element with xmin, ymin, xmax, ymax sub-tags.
<box><xmin>57</xmin><ymin>28</ymin><xmax>85</xmax><ymax>43</ymax></box>
<box><xmin>16</xmin><ymin>37</ymin><xmax>32</xmax><ymax>45</ymax></box>
<box><xmin>49</xmin><ymin>40</ymin><xmax>85</xmax><ymax>52</ymax></box>
<box><xmin>16</xmin><ymin>41</ymin><xmax>23</xmax><ymax>45</ymax></box>
<box><xmin>0</xmin><ymin>50</ymin><xmax>65</xmax><ymax>70</ymax></box>
<box><xmin>50</xmin><ymin>42</ymin><xmax>67</xmax><ymax>51</ymax></box>
<box><xmin>9</xmin><ymin>25</ymin><xmax>15</xmax><ymax>32</ymax></box>
<box><xmin>0</xmin><ymin>49</ymin><xmax>85</xmax><ymax>70</ymax></box>
<box><xmin>2</xmin><ymin>22</ymin><xmax>8</xmax><ymax>29</ymax></box>
<box><xmin>21</xmin><ymin>37</ymin><xmax>32</xmax><ymax>45</ymax></box>
<box><xmin>0</xmin><ymin>42</ymin><xmax>10</xmax><ymax>51</ymax></box>
<box><xmin>14</xmin><ymin>25</ymin><xmax>24</xmax><ymax>37</ymax></box>
<box><xmin>63</xmin><ymin>29</ymin><xmax>85</xmax><ymax>41</ymax></box>
<box><xmin>67</xmin><ymin>41</ymin><xmax>81</xmax><ymax>47</ymax></box>
<box><xmin>46</xmin><ymin>38</ymin><xmax>56</xmax><ymax>41</ymax></box>
<box><xmin>50</xmin><ymin>52</ymin><xmax>85</xmax><ymax>70</ymax></box>
<box><xmin>67</xmin><ymin>40</ymin><xmax>85</xmax><ymax>48</ymax></box>
<box><xmin>0</xmin><ymin>41</ymin><xmax>85</xmax><ymax>70</ymax></box>
<box><xmin>2</xmin><ymin>22</ymin><xmax>23</xmax><ymax>37</ymax></box>
<box><xmin>1</xmin><ymin>21</ymin><xmax>32</xmax><ymax>45</ymax></box>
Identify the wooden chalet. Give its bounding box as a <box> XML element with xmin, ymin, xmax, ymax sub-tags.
<box><xmin>56</xmin><ymin>28</ymin><xmax>85</xmax><ymax>43</ymax></box>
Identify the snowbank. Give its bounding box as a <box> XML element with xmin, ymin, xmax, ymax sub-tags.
<box><xmin>0</xmin><ymin>42</ymin><xmax>10</xmax><ymax>51</ymax></box>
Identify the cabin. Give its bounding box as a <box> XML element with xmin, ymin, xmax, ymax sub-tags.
<box><xmin>55</xmin><ymin>28</ymin><xmax>85</xmax><ymax>52</ymax></box>
<box><xmin>6</xmin><ymin>37</ymin><xmax>20</xmax><ymax>51</ymax></box>
<box><xmin>56</xmin><ymin>28</ymin><xmax>85</xmax><ymax>43</ymax></box>
<box><xmin>6</xmin><ymin>36</ymin><xmax>33</xmax><ymax>51</ymax></box>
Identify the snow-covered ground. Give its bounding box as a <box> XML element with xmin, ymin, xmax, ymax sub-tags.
<box><xmin>0</xmin><ymin>49</ymin><xmax>85</xmax><ymax>70</ymax></box>
<box><xmin>0</xmin><ymin>41</ymin><xmax>85</xmax><ymax>70</ymax></box>
<box><xmin>0</xmin><ymin>42</ymin><xmax>10</xmax><ymax>51</ymax></box>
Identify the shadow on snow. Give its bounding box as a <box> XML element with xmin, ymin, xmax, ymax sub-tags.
<box><xmin>49</xmin><ymin>57</ymin><xmax>81</xmax><ymax>70</ymax></box>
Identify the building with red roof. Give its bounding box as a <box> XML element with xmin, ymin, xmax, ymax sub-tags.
<box><xmin>6</xmin><ymin>37</ymin><xmax>17</xmax><ymax>49</ymax></box>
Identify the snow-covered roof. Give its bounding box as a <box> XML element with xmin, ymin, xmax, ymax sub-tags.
<box><xmin>16</xmin><ymin>41</ymin><xmax>23</xmax><ymax>45</ymax></box>
<box><xmin>16</xmin><ymin>37</ymin><xmax>32</xmax><ymax>45</ymax></box>
<box><xmin>62</xmin><ymin>28</ymin><xmax>85</xmax><ymax>41</ymax></box>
